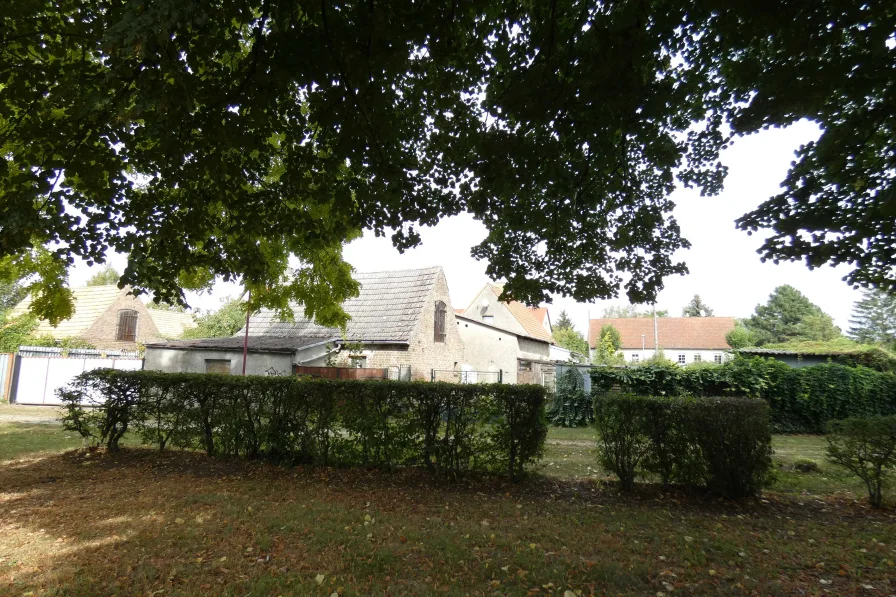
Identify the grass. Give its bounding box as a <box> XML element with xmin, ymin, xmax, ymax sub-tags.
<box><xmin>1</xmin><ymin>424</ymin><xmax>894</xmax><ymax>596</ymax></box>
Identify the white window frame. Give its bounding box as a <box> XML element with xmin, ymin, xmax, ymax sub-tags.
<box><xmin>677</xmin><ymin>354</ymin><xmax>686</xmax><ymax>365</ymax></box>
<box><xmin>714</xmin><ymin>354</ymin><xmax>723</xmax><ymax>364</ymax></box>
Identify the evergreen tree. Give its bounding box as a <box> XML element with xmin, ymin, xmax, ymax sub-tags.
<box><xmin>682</xmin><ymin>294</ymin><xmax>714</xmax><ymax>317</ymax></box>
<box><xmin>598</xmin><ymin>324</ymin><xmax>622</xmax><ymax>351</ymax></box>
<box><xmin>592</xmin><ymin>328</ymin><xmax>625</xmax><ymax>365</ymax></box>
<box><xmin>848</xmin><ymin>290</ymin><xmax>896</xmax><ymax>347</ymax></box>
<box><xmin>745</xmin><ymin>285</ymin><xmax>839</xmax><ymax>345</ymax></box>
<box><xmin>554</xmin><ymin>310</ymin><xmax>575</xmax><ymax>331</ymax></box>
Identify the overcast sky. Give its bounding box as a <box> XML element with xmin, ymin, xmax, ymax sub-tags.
<box><xmin>72</xmin><ymin>119</ymin><xmax>862</xmax><ymax>334</ymax></box>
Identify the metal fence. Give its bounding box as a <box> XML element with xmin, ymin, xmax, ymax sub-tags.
<box><xmin>294</xmin><ymin>365</ymin><xmax>411</xmax><ymax>381</ymax></box>
<box><xmin>431</xmin><ymin>369</ymin><xmax>503</xmax><ymax>384</ymax></box>
<box><xmin>11</xmin><ymin>347</ymin><xmax>143</xmax><ymax>405</ymax></box>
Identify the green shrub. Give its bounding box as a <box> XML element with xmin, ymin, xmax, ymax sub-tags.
<box><xmin>593</xmin><ymin>394</ymin><xmax>652</xmax><ymax>492</ymax></box>
<box><xmin>593</xmin><ymin>394</ymin><xmax>773</xmax><ymax>498</ymax></box>
<box><xmin>58</xmin><ymin>369</ymin><xmax>548</xmax><ymax>480</ymax></box>
<box><xmin>826</xmin><ymin>416</ymin><xmax>896</xmax><ymax>507</ymax></box>
<box><xmin>792</xmin><ymin>458</ymin><xmax>819</xmax><ymax>473</ymax></box>
<box><xmin>686</xmin><ymin>397</ymin><xmax>773</xmax><ymax>499</ymax></box>
<box><xmin>547</xmin><ymin>369</ymin><xmax>592</xmax><ymax>427</ymax></box>
<box><xmin>590</xmin><ymin>357</ymin><xmax>896</xmax><ymax>433</ymax></box>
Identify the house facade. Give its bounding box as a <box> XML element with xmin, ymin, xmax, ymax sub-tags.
<box><xmin>458</xmin><ymin>284</ymin><xmax>556</xmax><ymax>384</ymax></box>
<box><xmin>589</xmin><ymin>317</ymin><xmax>735</xmax><ymax>365</ymax></box>
<box><xmin>11</xmin><ymin>285</ymin><xmax>195</xmax><ymax>351</ymax></box>
<box><xmin>454</xmin><ymin>315</ymin><xmax>552</xmax><ymax>384</ymax></box>
<box><xmin>145</xmin><ymin>267</ymin><xmax>465</xmax><ymax>381</ymax></box>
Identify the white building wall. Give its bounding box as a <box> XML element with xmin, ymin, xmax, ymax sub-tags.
<box><xmin>455</xmin><ymin>318</ymin><xmax>520</xmax><ymax>384</ymax></box>
<box><xmin>144</xmin><ymin>348</ymin><xmax>294</xmax><ymax>376</ymax></box>
<box><xmin>619</xmin><ymin>348</ymin><xmax>731</xmax><ymax>366</ymax></box>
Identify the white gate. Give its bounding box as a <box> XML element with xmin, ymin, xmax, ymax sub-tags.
<box><xmin>11</xmin><ymin>347</ymin><xmax>143</xmax><ymax>405</ymax></box>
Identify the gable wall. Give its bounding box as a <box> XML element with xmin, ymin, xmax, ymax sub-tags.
<box><xmin>462</xmin><ymin>286</ymin><xmax>528</xmax><ymax>336</ymax></box>
<box><xmin>82</xmin><ymin>291</ymin><xmax>163</xmax><ymax>350</ymax></box>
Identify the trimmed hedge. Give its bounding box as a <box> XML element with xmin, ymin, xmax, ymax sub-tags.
<box><xmin>594</xmin><ymin>394</ymin><xmax>773</xmax><ymax>498</ymax></box>
<box><xmin>591</xmin><ymin>358</ymin><xmax>896</xmax><ymax>433</ymax></box>
<box><xmin>58</xmin><ymin>369</ymin><xmax>547</xmax><ymax>480</ymax></box>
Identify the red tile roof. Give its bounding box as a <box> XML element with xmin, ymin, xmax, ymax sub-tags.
<box><xmin>589</xmin><ymin>317</ymin><xmax>735</xmax><ymax>350</ymax></box>
<box><xmin>528</xmin><ymin>307</ymin><xmax>549</xmax><ymax>327</ymax></box>
<box><xmin>487</xmin><ymin>286</ymin><xmax>555</xmax><ymax>343</ymax></box>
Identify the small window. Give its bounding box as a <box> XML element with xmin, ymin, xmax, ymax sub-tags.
<box><xmin>518</xmin><ymin>360</ymin><xmax>532</xmax><ymax>372</ymax></box>
<box><xmin>677</xmin><ymin>354</ymin><xmax>686</xmax><ymax>365</ymax></box>
<box><xmin>117</xmin><ymin>309</ymin><xmax>138</xmax><ymax>342</ymax></box>
<box><xmin>631</xmin><ymin>354</ymin><xmax>640</xmax><ymax>363</ymax></box>
<box><xmin>694</xmin><ymin>354</ymin><xmax>702</xmax><ymax>363</ymax></box>
<box><xmin>206</xmin><ymin>359</ymin><xmax>231</xmax><ymax>374</ymax></box>
<box><xmin>714</xmin><ymin>354</ymin><xmax>723</xmax><ymax>364</ymax></box>
<box><xmin>482</xmin><ymin>315</ymin><xmax>494</xmax><ymax>324</ymax></box>
<box><xmin>349</xmin><ymin>355</ymin><xmax>367</xmax><ymax>369</ymax></box>
<box><xmin>434</xmin><ymin>300</ymin><xmax>447</xmax><ymax>343</ymax></box>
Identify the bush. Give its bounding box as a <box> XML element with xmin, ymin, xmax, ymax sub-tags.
<box><xmin>590</xmin><ymin>357</ymin><xmax>896</xmax><ymax>433</ymax></box>
<box><xmin>547</xmin><ymin>369</ymin><xmax>592</xmax><ymax>427</ymax></box>
<box><xmin>826</xmin><ymin>416</ymin><xmax>896</xmax><ymax>507</ymax></box>
<box><xmin>58</xmin><ymin>369</ymin><xmax>548</xmax><ymax>480</ymax></box>
<box><xmin>593</xmin><ymin>394</ymin><xmax>773</xmax><ymax>498</ymax></box>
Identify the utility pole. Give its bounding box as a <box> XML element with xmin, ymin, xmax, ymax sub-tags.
<box><xmin>242</xmin><ymin>290</ymin><xmax>251</xmax><ymax>376</ymax></box>
<box><xmin>653</xmin><ymin>303</ymin><xmax>659</xmax><ymax>357</ymax></box>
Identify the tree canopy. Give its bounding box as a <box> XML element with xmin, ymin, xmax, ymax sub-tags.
<box><xmin>3</xmin><ymin>0</ymin><xmax>893</xmax><ymax>324</ymax></box>
<box><xmin>554</xmin><ymin>326</ymin><xmax>589</xmax><ymax>357</ymax></box>
<box><xmin>682</xmin><ymin>294</ymin><xmax>714</xmax><ymax>317</ymax></box>
<box><xmin>602</xmin><ymin>305</ymin><xmax>668</xmax><ymax>318</ymax></box>
<box><xmin>85</xmin><ymin>266</ymin><xmax>121</xmax><ymax>287</ymax></box>
<box><xmin>182</xmin><ymin>298</ymin><xmax>249</xmax><ymax>340</ymax></box>
<box><xmin>744</xmin><ymin>285</ymin><xmax>840</xmax><ymax>345</ymax></box>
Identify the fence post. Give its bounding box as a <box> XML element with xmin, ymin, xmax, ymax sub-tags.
<box><xmin>499</xmin><ymin>369</ymin><xmax>503</xmax><ymax>384</ymax></box>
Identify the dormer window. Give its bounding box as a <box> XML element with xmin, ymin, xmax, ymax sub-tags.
<box><xmin>434</xmin><ymin>301</ymin><xmax>447</xmax><ymax>343</ymax></box>
<box><xmin>117</xmin><ymin>309</ymin><xmax>138</xmax><ymax>342</ymax></box>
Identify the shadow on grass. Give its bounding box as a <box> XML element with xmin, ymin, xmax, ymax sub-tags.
<box><xmin>1</xmin><ymin>448</ymin><xmax>894</xmax><ymax>597</ymax></box>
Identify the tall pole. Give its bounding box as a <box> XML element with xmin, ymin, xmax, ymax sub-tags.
<box><xmin>653</xmin><ymin>304</ymin><xmax>659</xmax><ymax>357</ymax></box>
<box><xmin>242</xmin><ymin>290</ymin><xmax>250</xmax><ymax>376</ymax></box>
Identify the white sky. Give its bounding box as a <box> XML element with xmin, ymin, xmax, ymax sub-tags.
<box><xmin>71</xmin><ymin>119</ymin><xmax>862</xmax><ymax>333</ymax></box>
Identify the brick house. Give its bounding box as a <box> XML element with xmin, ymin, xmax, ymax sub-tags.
<box><xmin>11</xmin><ymin>285</ymin><xmax>195</xmax><ymax>351</ymax></box>
<box><xmin>588</xmin><ymin>317</ymin><xmax>735</xmax><ymax>365</ymax></box>
<box><xmin>145</xmin><ymin>267</ymin><xmax>465</xmax><ymax>381</ymax></box>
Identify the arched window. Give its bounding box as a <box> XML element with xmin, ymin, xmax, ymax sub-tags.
<box><xmin>117</xmin><ymin>309</ymin><xmax>138</xmax><ymax>341</ymax></box>
<box><xmin>433</xmin><ymin>301</ymin><xmax>447</xmax><ymax>343</ymax></box>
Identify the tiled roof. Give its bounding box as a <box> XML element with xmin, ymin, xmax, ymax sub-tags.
<box><xmin>146</xmin><ymin>336</ymin><xmax>329</xmax><ymax>353</ymax></box>
<box><xmin>529</xmin><ymin>307</ymin><xmax>549</xmax><ymax>327</ymax></box>
<box><xmin>241</xmin><ymin>267</ymin><xmax>442</xmax><ymax>343</ymax></box>
<box><xmin>146</xmin><ymin>309</ymin><xmax>197</xmax><ymax>338</ymax></box>
<box><xmin>488</xmin><ymin>285</ymin><xmax>555</xmax><ymax>343</ymax></box>
<box><xmin>11</xmin><ymin>285</ymin><xmax>123</xmax><ymax>338</ymax></box>
<box><xmin>589</xmin><ymin>317</ymin><xmax>735</xmax><ymax>350</ymax></box>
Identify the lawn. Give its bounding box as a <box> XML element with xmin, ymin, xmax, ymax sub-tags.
<box><xmin>1</xmin><ymin>422</ymin><xmax>894</xmax><ymax>596</ymax></box>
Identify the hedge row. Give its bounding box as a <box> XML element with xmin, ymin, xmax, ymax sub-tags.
<box><xmin>591</xmin><ymin>358</ymin><xmax>896</xmax><ymax>433</ymax></box>
<box><xmin>594</xmin><ymin>394</ymin><xmax>773</xmax><ymax>498</ymax></box>
<box><xmin>59</xmin><ymin>370</ymin><xmax>548</xmax><ymax>480</ymax></box>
